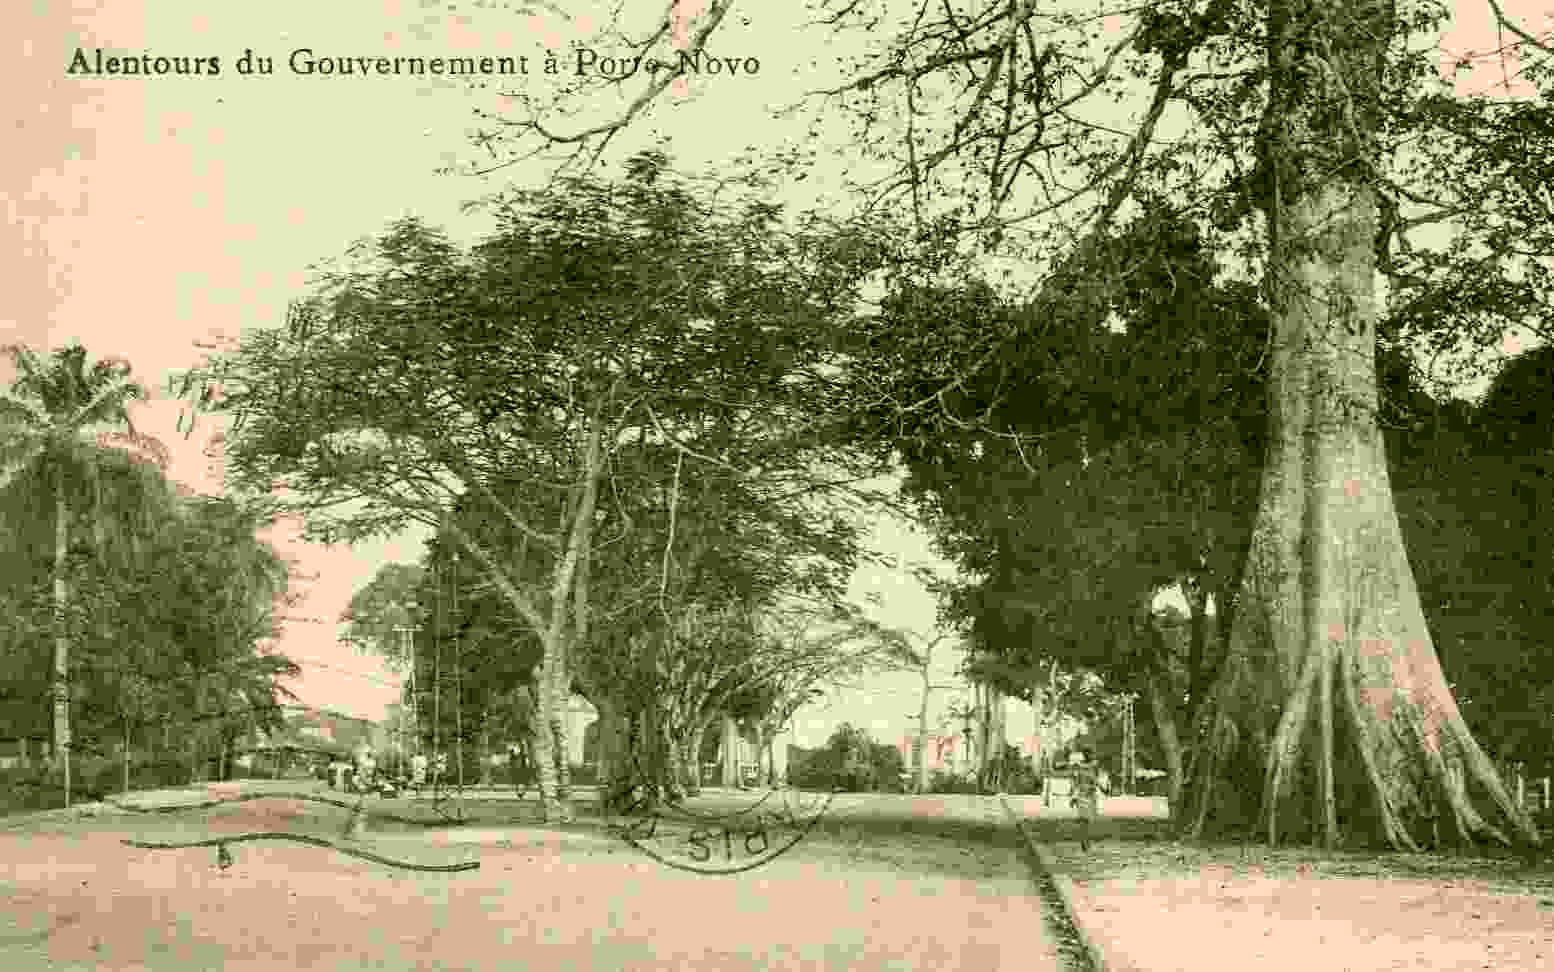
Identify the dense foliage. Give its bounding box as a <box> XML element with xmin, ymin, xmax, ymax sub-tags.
<box><xmin>789</xmin><ymin>723</ymin><xmax>907</xmax><ymax>792</ymax></box>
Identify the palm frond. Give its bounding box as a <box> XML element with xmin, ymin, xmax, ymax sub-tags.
<box><xmin>0</xmin><ymin>343</ymin><xmax>45</xmax><ymax>383</ymax></box>
<box><xmin>96</xmin><ymin>428</ymin><xmax>171</xmax><ymax>470</ymax></box>
<box><xmin>70</xmin><ymin>375</ymin><xmax>149</xmax><ymax>430</ymax></box>
<box><xmin>0</xmin><ymin>390</ymin><xmax>52</xmax><ymax>428</ymax></box>
<box><xmin>0</xmin><ymin>441</ymin><xmax>45</xmax><ymax>496</ymax></box>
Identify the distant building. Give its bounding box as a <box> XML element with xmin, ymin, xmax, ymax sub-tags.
<box><xmin>899</xmin><ymin>732</ymin><xmax>964</xmax><ymax>776</ymax></box>
<box><xmin>236</xmin><ymin>704</ymin><xmax>380</xmax><ymax>769</ymax></box>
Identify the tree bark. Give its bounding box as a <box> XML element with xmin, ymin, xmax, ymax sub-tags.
<box><xmin>52</xmin><ymin>475</ymin><xmax>72</xmax><ymax>807</ymax></box>
<box><xmin>551</xmin><ymin>702</ymin><xmax>570</xmax><ymax>800</ymax></box>
<box><xmin>528</xmin><ymin>662</ymin><xmax>565</xmax><ymax>819</ymax></box>
<box><xmin>659</xmin><ymin>717</ymin><xmax>685</xmax><ymax>801</ymax></box>
<box><xmin>591</xmin><ymin>694</ymin><xmax>631</xmax><ymax>807</ymax></box>
<box><xmin>721</xmin><ymin>713</ymin><xmax>739</xmax><ymax>787</ymax></box>
<box><xmin>681</xmin><ymin>723</ymin><xmax>706</xmax><ymax>795</ymax></box>
<box><xmin>1184</xmin><ymin>577</ymin><xmax>1213</xmax><ymax>727</ymax></box>
<box><xmin>122</xmin><ymin>715</ymin><xmax>131</xmax><ymax>796</ymax></box>
<box><xmin>1183</xmin><ymin>0</ymin><xmax>1539</xmax><ymax>850</ymax></box>
<box><xmin>916</xmin><ymin>643</ymin><xmax>934</xmax><ymax>794</ymax></box>
<box><xmin>1146</xmin><ymin>676</ymin><xmax>1185</xmax><ymax>808</ymax></box>
<box><xmin>476</xmin><ymin>722</ymin><xmax>487</xmax><ymax>786</ymax></box>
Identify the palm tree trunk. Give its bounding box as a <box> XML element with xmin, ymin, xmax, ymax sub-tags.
<box><xmin>52</xmin><ymin>475</ymin><xmax>72</xmax><ymax>808</ymax></box>
<box><xmin>123</xmin><ymin>714</ymin><xmax>132</xmax><ymax>795</ymax></box>
<box><xmin>480</xmin><ymin>723</ymin><xmax>492</xmax><ymax>786</ymax></box>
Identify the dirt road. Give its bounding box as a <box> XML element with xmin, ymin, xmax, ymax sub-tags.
<box><xmin>0</xmin><ymin>786</ymin><xmax>1066</xmax><ymax>971</ymax></box>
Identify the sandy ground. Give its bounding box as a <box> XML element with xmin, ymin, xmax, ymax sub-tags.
<box><xmin>1065</xmin><ymin>868</ymin><xmax>1554</xmax><ymax>971</ymax></box>
<box><xmin>1029</xmin><ymin>816</ymin><xmax>1554</xmax><ymax>972</ymax></box>
<box><xmin>0</xmin><ymin>784</ymin><xmax>1064</xmax><ymax>971</ymax></box>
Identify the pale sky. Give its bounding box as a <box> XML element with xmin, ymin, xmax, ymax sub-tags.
<box><xmin>5</xmin><ymin>1</ymin><xmax>1544</xmax><ymax>745</ymax></box>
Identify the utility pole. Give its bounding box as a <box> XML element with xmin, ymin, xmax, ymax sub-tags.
<box><xmin>1121</xmin><ymin>693</ymin><xmax>1136</xmax><ymax>797</ymax></box>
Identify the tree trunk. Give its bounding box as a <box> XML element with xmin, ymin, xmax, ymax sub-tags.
<box><xmin>1146</xmin><ymin>676</ymin><xmax>1185</xmax><ymax>808</ymax></box>
<box><xmin>122</xmin><ymin>715</ymin><xmax>131</xmax><ymax>796</ymax></box>
<box><xmin>550</xmin><ymin>702</ymin><xmax>569</xmax><ymax>800</ymax></box>
<box><xmin>992</xmin><ymin>688</ymin><xmax>1007</xmax><ymax>789</ymax></box>
<box><xmin>1183</xmin><ymin>0</ymin><xmax>1539</xmax><ymax>850</ymax></box>
<box><xmin>548</xmin><ymin>636</ymin><xmax>570</xmax><ymax>804</ymax></box>
<box><xmin>917</xmin><ymin>648</ymin><xmax>934</xmax><ymax>794</ymax></box>
<box><xmin>480</xmin><ymin>724</ymin><xmax>492</xmax><ymax>786</ymax></box>
<box><xmin>975</xmin><ymin>684</ymin><xmax>1004</xmax><ymax>791</ymax></box>
<box><xmin>721</xmin><ymin>713</ymin><xmax>739</xmax><ymax>787</ymax></box>
<box><xmin>189</xmin><ymin>686</ymin><xmax>204</xmax><ymax>784</ymax></box>
<box><xmin>1184</xmin><ymin>578</ymin><xmax>1213</xmax><ymax>727</ymax></box>
<box><xmin>750</xmin><ymin>725</ymin><xmax>769</xmax><ymax>787</ymax></box>
<box><xmin>658</xmin><ymin>716</ymin><xmax>685</xmax><ymax>801</ymax></box>
<box><xmin>1030</xmin><ymin>673</ymin><xmax>1046</xmax><ymax>780</ymax></box>
<box><xmin>529</xmin><ymin>656</ymin><xmax>568</xmax><ymax>822</ymax></box>
<box><xmin>488</xmin><ymin>405</ymin><xmax>603</xmax><ymax>824</ymax></box>
<box><xmin>623</xmin><ymin>692</ymin><xmax>674</xmax><ymax>808</ymax></box>
<box><xmin>591</xmin><ymin>694</ymin><xmax>631</xmax><ymax>808</ymax></box>
<box><xmin>681</xmin><ymin>724</ymin><xmax>706</xmax><ymax>796</ymax></box>
<box><xmin>51</xmin><ymin>476</ymin><xmax>71</xmax><ymax>808</ymax></box>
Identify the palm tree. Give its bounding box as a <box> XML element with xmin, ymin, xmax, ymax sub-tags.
<box><xmin>0</xmin><ymin>342</ymin><xmax>170</xmax><ymax>806</ymax></box>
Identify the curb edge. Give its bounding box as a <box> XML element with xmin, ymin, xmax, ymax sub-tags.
<box><xmin>998</xmin><ymin>795</ymin><xmax>1111</xmax><ymax>972</ymax></box>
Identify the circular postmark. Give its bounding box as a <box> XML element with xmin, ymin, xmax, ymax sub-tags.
<box><xmin>601</xmin><ymin>758</ymin><xmax>834</xmax><ymax>875</ymax></box>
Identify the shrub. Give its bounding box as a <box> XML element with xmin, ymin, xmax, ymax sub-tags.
<box><xmin>0</xmin><ymin>765</ymin><xmax>60</xmax><ymax>814</ymax></box>
<box><xmin>788</xmin><ymin>724</ymin><xmax>905</xmax><ymax>791</ymax></box>
<box><xmin>927</xmin><ymin>769</ymin><xmax>981</xmax><ymax>794</ymax></box>
<box><xmin>997</xmin><ymin>745</ymin><xmax>1041</xmax><ymax>794</ymax></box>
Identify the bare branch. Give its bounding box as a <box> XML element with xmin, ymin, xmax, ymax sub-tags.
<box><xmin>1486</xmin><ymin>0</ymin><xmax>1554</xmax><ymax>54</ymax></box>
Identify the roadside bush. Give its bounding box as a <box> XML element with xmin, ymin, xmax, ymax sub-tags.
<box><xmin>789</xmin><ymin>724</ymin><xmax>905</xmax><ymax>792</ymax></box>
<box><xmin>997</xmin><ymin>745</ymin><xmax>1041</xmax><ymax>794</ymax></box>
<box><xmin>928</xmin><ymin>769</ymin><xmax>980</xmax><ymax>794</ymax></box>
<box><xmin>0</xmin><ymin>765</ymin><xmax>59</xmax><ymax>814</ymax></box>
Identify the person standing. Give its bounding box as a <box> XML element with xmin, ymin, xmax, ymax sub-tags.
<box><xmin>1068</xmin><ymin>750</ymin><xmax>1107</xmax><ymax>852</ymax></box>
<box><xmin>353</xmin><ymin>741</ymin><xmax>375</xmax><ymax>793</ymax></box>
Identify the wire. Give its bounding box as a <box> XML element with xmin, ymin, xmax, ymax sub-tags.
<box><xmin>95</xmin><ymin>789</ymin><xmax>453</xmax><ymax>828</ymax></box>
<box><xmin>283</xmin><ymin>654</ymin><xmax>405</xmax><ymax>688</ymax></box>
<box><xmin>122</xmin><ymin>832</ymin><xmax>479</xmax><ymax>873</ymax></box>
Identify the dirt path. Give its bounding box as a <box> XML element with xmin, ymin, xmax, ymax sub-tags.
<box><xmin>0</xmin><ymin>788</ymin><xmax>1064</xmax><ymax>971</ymax></box>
